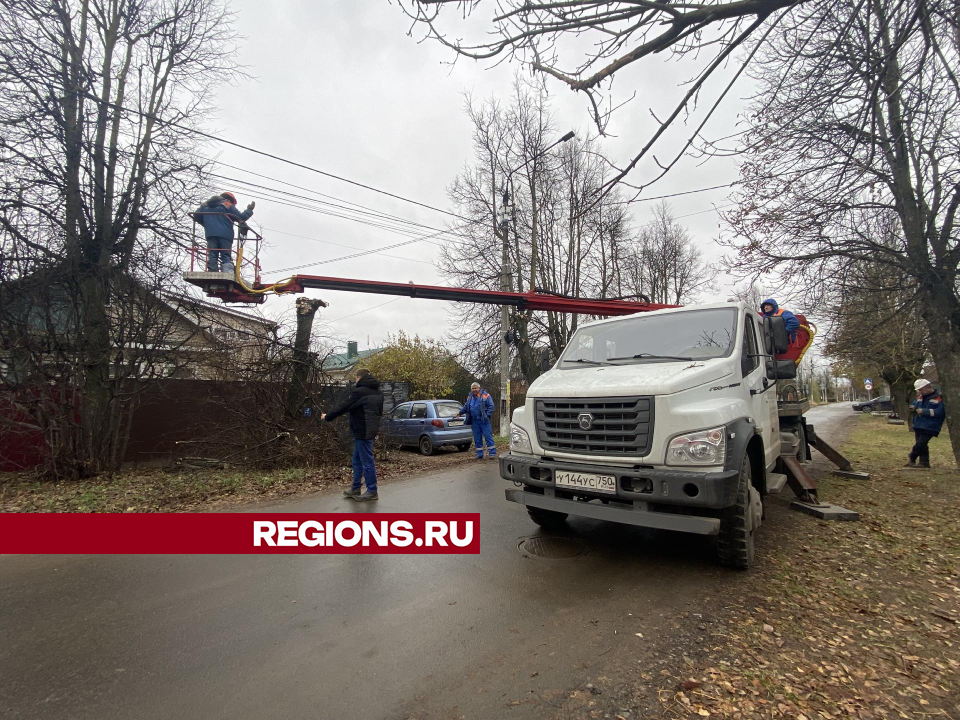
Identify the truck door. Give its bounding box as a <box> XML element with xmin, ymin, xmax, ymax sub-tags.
<box><xmin>742</xmin><ymin>313</ymin><xmax>779</xmax><ymax>469</ymax></box>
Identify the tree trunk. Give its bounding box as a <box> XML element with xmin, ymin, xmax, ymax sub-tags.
<box><xmin>919</xmin><ymin>298</ymin><xmax>960</xmax><ymax>467</ymax></box>
<box><xmin>79</xmin><ymin>266</ymin><xmax>115</xmax><ymax>476</ymax></box>
<box><xmin>285</xmin><ymin>297</ymin><xmax>327</xmax><ymax>419</ymax></box>
<box><xmin>887</xmin><ymin>375</ymin><xmax>915</xmax><ymax>430</ymax></box>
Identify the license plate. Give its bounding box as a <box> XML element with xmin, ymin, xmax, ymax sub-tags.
<box><xmin>448</xmin><ymin>420</ymin><xmax>464</xmax><ymax>426</ymax></box>
<box><xmin>555</xmin><ymin>471</ymin><xmax>617</xmax><ymax>494</ymax></box>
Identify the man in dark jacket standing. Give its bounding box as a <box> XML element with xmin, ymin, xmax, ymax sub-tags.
<box><xmin>193</xmin><ymin>191</ymin><xmax>255</xmax><ymax>273</ymax></box>
<box><xmin>322</xmin><ymin>369</ymin><xmax>385</xmax><ymax>500</ymax></box>
<box><xmin>906</xmin><ymin>378</ymin><xmax>946</xmax><ymax>469</ymax></box>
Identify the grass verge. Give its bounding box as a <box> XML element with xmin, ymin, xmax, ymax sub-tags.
<box><xmin>0</xmin><ymin>440</ymin><xmax>506</xmax><ymax>513</ymax></box>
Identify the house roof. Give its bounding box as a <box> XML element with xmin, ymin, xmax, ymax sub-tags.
<box><xmin>322</xmin><ymin>347</ymin><xmax>384</xmax><ymax>371</ymax></box>
<box><xmin>164</xmin><ymin>291</ymin><xmax>278</xmax><ymax>332</ymax></box>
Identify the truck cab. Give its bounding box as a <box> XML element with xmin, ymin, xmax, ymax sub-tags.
<box><xmin>500</xmin><ymin>301</ymin><xmax>795</xmax><ymax>568</ymax></box>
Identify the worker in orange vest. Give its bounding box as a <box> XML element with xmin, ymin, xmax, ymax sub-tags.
<box><xmin>760</xmin><ymin>298</ymin><xmax>800</xmax><ymax>342</ymax></box>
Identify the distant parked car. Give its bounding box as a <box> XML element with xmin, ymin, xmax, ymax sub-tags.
<box><xmin>852</xmin><ymin>395</ymin><xmax>894</xmax><ymax>413</ymax></box>
<box><xmin>380</xmin><ymin>400</ymin><xmax>474</xmax><ymax>455</ymax></box>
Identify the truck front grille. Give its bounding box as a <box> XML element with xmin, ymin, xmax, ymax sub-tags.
<box><xmin>534</xmin><ymin>396</ymin><xmax>654</xmax><ymax>456</ymax></box>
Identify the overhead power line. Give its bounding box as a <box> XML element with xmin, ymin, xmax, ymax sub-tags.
<box><xmin>83</xmin><ymin>92</ymin><xmax>469</xmax><ymax>221</ymax></box>
<box><xmin>261</xmin><ymin>227</ymin><xmax>437</xmax><ymax>267</ymax></box>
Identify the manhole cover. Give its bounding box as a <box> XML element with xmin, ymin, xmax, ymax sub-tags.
<box><xmin>519</xmin><ymin>536</ymin><xmax>587</xmax><ymax>559</ymax></box>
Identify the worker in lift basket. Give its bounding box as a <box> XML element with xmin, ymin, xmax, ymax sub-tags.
<box><xmin>905</xmin><ymin>379</ymin><xmax>945</xmax><ymax>469</ymax></box>
<box><xmin>459</xmin><ymin>383</ymin><xmax>496</xmax><ymax>460</ymax></box>
<box><xmin>193</xmin><ymin>191</ymin><xmax>255</xmax><ymax>273</ymax></box>
<box><xmin>760</xmin><ymin>298</ymin><xmax>800</xmax><ymax>342</ymax></box>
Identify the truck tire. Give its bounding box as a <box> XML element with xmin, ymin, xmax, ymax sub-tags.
<box><xmin>717</xmin><ymin>454</ymin><xmax>758</xmax><ymax>570</ymax></box>
<box><xmin>527</xmin><ymin>506</ymin><xmax>568</xmax><ymax>529</ymax></box>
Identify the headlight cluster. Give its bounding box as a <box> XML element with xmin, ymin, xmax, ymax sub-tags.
<box><xmin>667</xmin><ymin>426</ymin><xmax>726</xmax><ymax>466</ymax></box>
<box><xmin>509</xmin><ymin>423</ymin><xmax>533</xmax><ymax>454</ymax></box>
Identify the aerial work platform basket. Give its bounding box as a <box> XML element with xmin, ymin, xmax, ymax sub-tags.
<box><xmin>183</xmin><ymin>210</ymin><xmax>270</xmax><ymax>304</ymax></box>
<box><xmin>183</xmin><ymin>244</ymin><xmax>266</xmax><ymax>304</ymax></box>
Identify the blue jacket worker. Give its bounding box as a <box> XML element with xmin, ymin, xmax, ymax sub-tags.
<box><xmin>906</xmin><ymin>378</ymin><xmax>945</xmax><ymax>469</ymax></box>
<box><xmin>193</xmin><ymin>191</ymin><xmax>254</xmax><ymax>273</ymax></box>
<box><xmin>460</xmin><ymin>382</ymin><xmax>496</xmax><ymax>459</ymax></box>
<box><xmin>760</xmin><ymin>298</ymin><xmax>800</xmax><ymax>341</ymax></box>
<box><xmin>322</xmin><ymin>369</ymin><xmax>385</xmax><ymax>501</ymax></box>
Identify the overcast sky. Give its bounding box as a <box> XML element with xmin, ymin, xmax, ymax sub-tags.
<box><xmin>205</xmin><ymin>1</ymin><xmax>755</xmax><ymax>353</ymax></box>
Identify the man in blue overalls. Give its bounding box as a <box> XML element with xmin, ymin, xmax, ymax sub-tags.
<box><xmin>460</xmin><ymin>382</ymin><xmax>496</xmax><ymax>459</ymax></box>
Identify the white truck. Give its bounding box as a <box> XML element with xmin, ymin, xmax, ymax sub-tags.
<box><xmin>500</xmin><ymin>301</ymin><xmax>807</xmax><ymax>569</ymax></box>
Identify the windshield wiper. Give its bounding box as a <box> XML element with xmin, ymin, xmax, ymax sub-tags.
<box><xmin>607</xmin><ymin>353</ymin><xmax>695</xmax><ymax>362</ymax></box>
<box><xmin>564</xmin><ymin>358</ymin><xmax>611</xmax><ymax>366</ymax></box>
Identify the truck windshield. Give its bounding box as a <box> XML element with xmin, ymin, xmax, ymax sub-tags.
<box><xmin>560</xmin><ymin>308</ymin><xmax>738</xmax><ymax>365</ymax></box>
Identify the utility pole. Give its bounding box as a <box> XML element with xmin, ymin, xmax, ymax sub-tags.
<box><xmin>495</xmin><ymin>130</ymin><xmax>575</xmax><ymax>435</ymax></box>
<box><xmin>498</xmin><ymin>188</ymin><xmax>512</xmax><ymax>435</ymax></box>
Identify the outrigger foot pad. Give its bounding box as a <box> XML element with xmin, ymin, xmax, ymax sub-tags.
<box><xmin>832</xmin><ymin>470</ymin><xmax>871</xmax><ymax>480</ymax></box>
<box><xmin>790</xmin><ymin>501</ymin><xmax>860</xmax><ymax>521</ymax></box>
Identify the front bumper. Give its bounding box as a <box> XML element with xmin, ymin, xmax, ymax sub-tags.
<box><xmin>499</xmin><ymin>453</ymin><xmax>739</xmax><ymax>509</ymax></box>
<box><xmin>505</xmin><ymin>488</ymin><xmax>721</xmax><ymax>535</ymax></box>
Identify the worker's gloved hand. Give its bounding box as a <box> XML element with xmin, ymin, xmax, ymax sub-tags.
<box><xmin>246</xmin><ymin>201</ymin><xmax>256</xmax><ymax>211</ymax></box>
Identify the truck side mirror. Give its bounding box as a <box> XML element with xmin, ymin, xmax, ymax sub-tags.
<box><xmin>774</xmin><ymin>359</ymin><xmax>797</xmax><ymax>380</ymax></box>
<box><xmin>763</xmin><ymin>315</ymin><xmax>789</xmax><ymax>355</ymax></box>
<box><xmin>540</xmin><ymin>347</ymin><xmax>552</xmax><ymax>372</ymax></box>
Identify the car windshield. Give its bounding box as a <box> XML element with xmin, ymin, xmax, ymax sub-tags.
<box><xmin>560</xmin><ymin>308</ymin><xmax>738</xmax><ymax>366</ymax></box>
<box><xmin>435</xmin><ymin>403</ymin><xmax>461</xmax><ymax>418</ymax></box>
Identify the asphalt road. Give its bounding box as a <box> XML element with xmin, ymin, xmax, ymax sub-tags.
<box><xmin>0</xmin><ymin>402</ymin><xmax>855</xmax><ymax>720</ymax></box>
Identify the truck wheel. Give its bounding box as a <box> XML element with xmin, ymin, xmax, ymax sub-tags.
<box><xmin>419</xmin><ymin>435</ymin><xmax>434</xmax><ymax>456</ymax></box>
<box><xmin>717</xmin><ymin>454</ymin><xmax>759</xmax><ymax>570</ymax></box>
<box><xmin>527</xmin><ymin>507</ymin><xmax>568</xmax><ymax>530</ymax></box>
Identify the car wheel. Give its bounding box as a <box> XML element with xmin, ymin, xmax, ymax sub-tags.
<box><xmin>419</xmin><ymin>435</ymin><xmax>434</xmax><ymax>456</ymax></box>
<box><xmin>456</xmin><ymin>443</ymin><xmax>470</xmax><ymax>452</ymax></box>
<box><xmin>717</xmin><ymin>453</ymin><xmax>758</xmax><ymax>570</ymax></box>
<box><xmin>861</xmin><ymin>405</ymin><xmax>873</xmax><ymax>413</ymax></box>
<box><xmin>527</xmin><ymin>506</ymin><xmax>568</xmax><ymax>529</ymax></box>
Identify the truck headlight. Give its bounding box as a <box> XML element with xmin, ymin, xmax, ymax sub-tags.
<box><xmin>667</xmin><ymin>426</ymin><xmax>726</xmax><ymax>466</ymax></box>
<box><xmin>509</xmin><ymin>423</ymin><xmax>533</xmax><ymax>454</ymax></box>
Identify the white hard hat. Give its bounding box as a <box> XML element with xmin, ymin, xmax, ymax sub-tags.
<box><xmin>914</xmin><ymin>379</ymin><xmax>931</xmax><ymax>391</ymax></box>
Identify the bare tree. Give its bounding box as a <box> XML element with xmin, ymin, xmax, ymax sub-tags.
<box><xmin>440</xmin><ymin>79</ymin><xmax>636</xmax><ymax>381</ymax></box>
<box><xmin>722</xmin><ymin>2</ymin><xmax>960</xmax><ymax>464</ymax></box>
<box><xmin>0</xmin><ymin>0</ymin><xmax>239</xmax><ymax>475</ymax></box>
<box><xmin>401</xmin><ymin>0</ymin><xmax>801</xmax><ymax>194</ymax></box>
<box><xmin>815</xmin><ymin>216</ymin><xmax>929</xmax><ymax>422</ymax></box>
<box><xmin>621</xmin><ymin>201</ymin><xmax>714</xmax><ymax>305</ymax></box>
